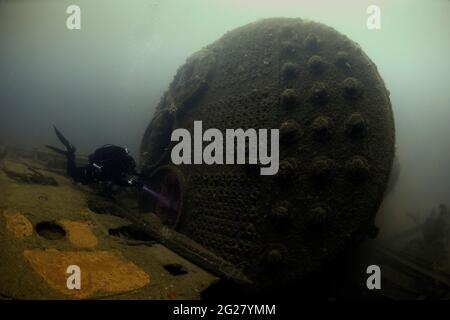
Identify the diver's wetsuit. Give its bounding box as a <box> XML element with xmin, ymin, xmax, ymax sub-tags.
<box><xmin>65</xmin><ymin>151</ymin><xmax>98</xmax><ymax>185</ymax></box>
<box><xmin>47</xmin><ymin>127</ymin><xmax>138</xmax><ymax>188</ymax></box>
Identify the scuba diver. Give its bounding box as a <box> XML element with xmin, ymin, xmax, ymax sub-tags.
<box><xmin>46</xmin><ymin>126</ymin><xmax>142</xmax><ymax>193</ymax></box>
<box><xmin>46</xmin><ymin>126</ymin><xmax>179</xmax><ymax>213</ymax></box>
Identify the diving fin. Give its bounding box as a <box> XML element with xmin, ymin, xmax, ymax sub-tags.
<box><xmin>45</xmin><ymin>145</ymin><xmax>68</xmax><ymax>156</ymax></box>
<box><xmin>52</xmin><ymin>126</ymin><xmax>76</xmax><ymax>153</ymax></box>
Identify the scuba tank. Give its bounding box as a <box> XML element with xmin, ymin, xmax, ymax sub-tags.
<box><xmin>88</xmin><ymin>144</ymin><xmax>136</xmax><ymax>177</ymax></box>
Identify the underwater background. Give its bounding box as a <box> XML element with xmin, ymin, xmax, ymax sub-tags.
<box><xmin>0</xmin><ymin>0</ymin><xmax>449</xmax><ymax>238</ymax></box>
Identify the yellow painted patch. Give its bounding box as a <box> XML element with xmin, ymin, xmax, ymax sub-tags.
<box><xmin>24</xmin><ymin>249</ymin><xmax>150</xmax><ymax>298</ymax></box>
<box><xmin>60</xmin><ymin>220</ymin><xmax>98</xmax><ymax>248</ymax></box>
<box><xmin>3</xmin><ymin>210</ymin><xmax>33</xmax><ymax>239</ymax></box>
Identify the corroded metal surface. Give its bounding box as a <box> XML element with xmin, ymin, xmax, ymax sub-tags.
<box><xmin>140</xmin><ymin>18</ymin><xmax>395</xmax><ymax>287</ymax></box>
<box><xmin>0</xmin><ymin>157</ymin><xmax>218</xmax><ymax>299</ymax></box>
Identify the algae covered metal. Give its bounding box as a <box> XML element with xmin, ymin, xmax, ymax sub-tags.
<box><xmin>140</xmin><ymin>18</ymin><xmax>395</xmax><ymax>287</ymax></box>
